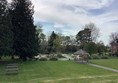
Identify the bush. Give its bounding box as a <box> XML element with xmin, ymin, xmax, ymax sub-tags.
<box><xmin>49</xmin><ymin>57</ymin><xmax>58</xmax><ymax>61</ymax></box>
<box><xmin>101</xmin><ymin>56</ymin><xmax>109</xmax><ymax>59</ymax></box>
<box><xmin>88</xmin><ymin>56</ymin><xmax>92</xmax><ymax>60</ymax></box>
<box><xmin>114</xmin><ymin>52</ymin><xmax>118</xmax><ymax>57</ymax></box>
<box><xmin>39</xmin><ymin>57</ymin><xmax>47</xmax><ymax>61</ymax></box>
<box><xmin>92</xmin><ymin>56</ymin><xmax>100</xmax><ymax>59</ymax></box>
<box><xmin>92</xmin><ymin>54</ymin><xmax>100</xmax><ymax>59</ymax></box>
<box><xmin>57</xmin><ymin>54</ymin><xmax>65</xmax><ymax>58</ymax></box>
<box><xmin>57</xmin><ymin>53</ymin><xmax>62</xmax><ymax>57</ymax></box>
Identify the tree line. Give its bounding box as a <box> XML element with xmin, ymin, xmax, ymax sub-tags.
<box><xmin>47</xmin><ymin>23</ymin><xmax>107</xmax><ymax>56</ymax></box>
<box><xmin>0</xmin><ymin>0</ymin><xmax>117</xmax><ymax>61</ymax></box>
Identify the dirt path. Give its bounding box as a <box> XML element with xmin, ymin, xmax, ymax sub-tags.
<box><xmin>88</xmin><ymin>63</ymin><xmax>118</xmax><ymax>73</ymax></box>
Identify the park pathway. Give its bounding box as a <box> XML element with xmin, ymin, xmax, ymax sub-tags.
<box><xmin>88</xmin><ymin>63</ymin><xmax>118</xmax><ymax>73</ymax></box>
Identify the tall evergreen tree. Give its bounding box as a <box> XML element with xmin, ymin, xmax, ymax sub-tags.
<box><xmin>10</xmin><ymin>0</ymin><xmax>39</xmax><ymax>61</ymax></box>
<box><xmin>48</xmin><ymin>31</ymin><xmax>61</xmax><ymax>54</ymax></box>
<box><xmin>0</xmin><ymin>0</ymin><xmax>13</xmax><ymax>58</ymax></box>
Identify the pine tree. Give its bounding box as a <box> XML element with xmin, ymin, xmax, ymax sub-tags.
<box><xmin>0</xmin><ymin>0</ymin><xmax>13</xmax><ymax>58</ymax></box>
<box><xmin>10</xmin><ymin>0</ymin><xmax>39</xmax><ymax>61</ymax></box>
<box><xmin>48</xmin><ymin>31</ymin><xmax>61</xmax><ymax>54</ymax></box>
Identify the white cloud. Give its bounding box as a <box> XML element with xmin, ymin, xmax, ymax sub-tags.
<box><xmin>7</xmin><ymin>0</ymin><xmax>11</xmax><ymax>3</ymax></box>
<box><xmin>8</xmin><ymin>0</ymin><xmax>115</xmax><ymax>26</ymax></box>
<box><xmin>91</xmin><ymin>11</ymin><xmax>118</xmax><ymax>25</ymax></box>
<box><xmin>32</xmin><ymin>0</ymin><xmax>117</xmax><ymax>45</ymax></box>
<box><xmin>32</xmin><ymin>0</ymin><xmax>115</xmax><ymax>25</ymax></box>
<box><xmin>7</xmin><ymin>0</ymin><xmax>118</xmax><ymax>45</ymax></box>
<box><xmin>33</xmin><ymin>0</ymin><xmax>113</xmax><ymax>10</ymax></box>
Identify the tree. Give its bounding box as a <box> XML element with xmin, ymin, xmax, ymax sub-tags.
<box><xmin>97</xmin><ymin>41</ymin><xmax>105</xmax><ymax>56</ymax></box>
<box><xmin>0</xmin><ymin>0</ymin><xmax>13</xmax><ymax>59</ymax></box>
<box><xmin>84</xmin><ymin>23</ymin><xmax>99</xmax><ymax>42</ymax></box>
<box><xmin>48</xmin><ymin>31</ymin><xmax>61</xmax><ymax>54</ymax></box>
<box><xmin>76</xmin><ymin>23</ymin><xmax>99</xmax><ymax>49</ymax></box>
<box><xmin>36</xmin><ymin>27</ymin><xmax>47</xmax><ymax>54</ymax></box>
<box><xmin>60</xmin><ymin>36</ymin><xmax>71</xmax><ymax>46</ymax></box>
<box><xmin>10</xmin><ymin>0</ymin><xmax>39</xmax><ymax>61</ymax></box>
<box><xmin>40</xmin><ymin>33</ymin><xmax>48</xmax><ymax>53</ymax></box>
<box><xmin>109</xmin><ymin>32</ymin><xmax>118</xmax><ymax>43</ymax></box>
<box><xmin>85</xmin><ymin>42</ymin><xmax>98</xmax><ymax>55</ymax></box>
<box><xmin>109</xmin><ymin>32</ymin><xmax>118</xmax><ymax>56</ymax></box>
<box><xmin>76</xmin><ymin>28</ymin><xmax>92</xmax><ymax>43</ymax></box>
<box><xmin>76</xmin><ymin>28</ymin><xmax>91</xmax><ymax>49</ymax></box>
<box><xmin>59</xmin><ymin>35</ymin><xmax>78</xmax><ymax>53</ymax></box>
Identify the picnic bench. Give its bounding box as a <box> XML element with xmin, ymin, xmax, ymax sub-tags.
<box><xmin>5</xmin><ymin>63</ymin><xmax>19</xmax><ymax>75</ymax></box>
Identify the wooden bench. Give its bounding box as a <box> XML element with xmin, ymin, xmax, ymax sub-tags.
<box><xmin>5</xmin><ymin>63</ymin><xmax>19</xmax><ymax>75</ymax></box>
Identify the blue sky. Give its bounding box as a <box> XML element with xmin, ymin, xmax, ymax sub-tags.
<box><xmin>8</xmin><ymin>0</ymin><xmax>118</xmax><ymax>45</ymax></box>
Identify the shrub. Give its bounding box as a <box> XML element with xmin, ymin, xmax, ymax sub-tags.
<box><xmin>57</xmin><ymin>54</ymin><xmax>65</xmax><ymax>58</ymax></box>
<box><xmin>39</xmin><ymin>57</ymin><xmax>47</xmax><ymax>61</ymax></box>
<box><xmin>101</xmin><ymin>56</ymin><xmax>109</xmax><ymax>59</ymax></box>
<box><xmin>115</xmin><ymin>52</ymin><xmax>118</xmax><ymax>57</ymax></box>
<box><xmin>109</xmin><ymin>53</ymin><xmax>112</xmax><ymax>56</ymax></box>
<box><xmin>92</xmin><ymin>56</ymin><xmax>100</xmax><ymax>59</ymax></box>
<box><xmin>92</xmin><ymin>54</ymin><xmax>100</xmax><ymax>59</ymax></box>
<box><xmin>57</xmin><ymin>53</ymin><xmax>62</xmax><ymax>57</ymax></box>
<box><xmin>88</xmin><ymin>56</ymin><xmax>92</xmax><ymax>60</ymax></box>
<box><xmin>49</xmin><ymin>57</ymin><xmax>58</xmax><ymax>61</ymax></box>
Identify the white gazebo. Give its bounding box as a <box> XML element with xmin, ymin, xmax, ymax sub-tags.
<box><xmin>74</xmin><ymin>49</ymin><xmax>89</xmax><ymax>63</ymax></box>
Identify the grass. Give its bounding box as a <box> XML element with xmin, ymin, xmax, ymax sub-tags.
<box><xmin>90</xmin><ymin>58</ymin><xmax>118</xmax><ymax>70</ymax></box>
<box><xmin>0</xmin><ymin>60</ymin><xmax>118</xmax><ymax>83</ymax></box>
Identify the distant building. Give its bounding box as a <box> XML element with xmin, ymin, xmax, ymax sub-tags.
<box><xmin>110</xmin><ymin>39</ymin><xmax>118</xmax><ymax>54</ymax></box>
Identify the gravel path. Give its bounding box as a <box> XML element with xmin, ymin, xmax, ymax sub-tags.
<box><xmin>88</xmin><ymin>63</ymin><xmax>118</xmax><ymax>73</ymax></box>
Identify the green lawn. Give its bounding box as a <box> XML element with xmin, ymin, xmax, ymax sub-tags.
<box><xmin>90</xmin><ymin>58</ymin><xmax>118</xmax><ymax>70</ymax></box>
<box><xmin>0</xmin><ymin>61</ymin><xmax>118</xmax><ymax>83</ymax></box>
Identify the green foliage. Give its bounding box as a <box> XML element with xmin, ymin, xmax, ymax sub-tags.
<box><xmin>39</xmin><ymin>57</ymin><xmax>47</xmax><ymax>61</ymax></box>
<box><xmin>57</xmin><ymin>53</ymin><xmax>62</xmax><ymax>58</ymax></box>
<box><xmin>64</xmin><ymin>45</ymin><xmax>78</xmax><ymax>53</ymax></box>
<box><xmin>48</xmin><ymin>31</ymin><xmax>61</xmax><ymax>54</ymax></box>
<box><xmin>92</xmin><ymin>56</ymin><xmax>100</xmax><ymax>59</ymax></box>
<box><xmin>76</xmin><ymin>28</ymin><xmax>91</xmax><ymax>44</ymax></box>
<box><xmin>113</xmin><ymin>52</ymin><xmax>118</xmax><ymax>57</ymax></box>
<box><xmin>10</xmin><ymin>0</ymin><xmax>39</xmax><ymax>61</ymax></box>
<box><xmin>0</xmin><ymin>0</ymin><xmax>13</xmax><ymax>56</ymax></box>
<box><xmin>101</xmin><ymin>56</ymin><xmax>109</xmax><ymax>59</ymax></box>
<box><xmin>36</xmin><ymin>28</ymin><xmax>47</xmax><ymax>54</ymax></box>
<box><xmin>91</xmin><ymin>54</ymin><xmax>100</xmax><ymax>59</ymax></box>
<box><xmin>76</xmin><ymin>23</ymin><xmax>99</xmax><ymax>50</ymax></box>
<box><xmin>49</xmin><ymin>57</ymin><xmax>58</xmax><ymax>61</ymax></box>
<box><xmin>85</xmin><ymin>42</ymin><xmax>98</xmax><ymax>55</ymax></box>
<box><xmin>97</xmin><ymin>41</ymin><xmax>105</xmax><ymax>55</ymax></box>
<box><xmin>57</xmin><ymin>53</ymin><xmax>66</xmax><ymax>58</ymax></box>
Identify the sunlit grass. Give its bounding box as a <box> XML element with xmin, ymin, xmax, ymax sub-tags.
<box><xmin>0</xmin><ymin>61</ymin><xmax>117</xmax><ymax>83</ymax></box>
<box><xmin>90</xmin><ymin>58</ymin><xmax>118</xmax><ymax>70</ymax></box>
